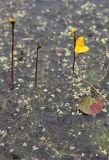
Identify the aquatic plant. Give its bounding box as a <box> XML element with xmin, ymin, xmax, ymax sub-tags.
<box><xmin>70</xmin><ymin>27</ymin><xmax>89</xmax><ymax>74</ymax></box>
<box><xmin>34</xmin><ymin>43</ymin><xmax>42</xmax><ymax>88</ymax></box>
<box><xmin>8</xmin><ymin>17</ymin><xmax>15</xmax><ymax>88</ymax></box>
<box><xmin>78</xmin><ymin>96</ymin><xmax>105</xmax><ymax>116</ymax></box>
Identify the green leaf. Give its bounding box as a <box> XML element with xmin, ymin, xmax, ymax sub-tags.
<box><xmin>0</xmin><ymin>56</ymin><xmax>8</xmax><ymax>62</ymax></box>
<box><xmin>65</xmin><ymin>48</ymin><xmax>71</xmax><ymax>56</ymax></box>
<box><xmin>79</xmin><ymin>96</ymin><xmax>95</xmax><ymax>114</ymax></box>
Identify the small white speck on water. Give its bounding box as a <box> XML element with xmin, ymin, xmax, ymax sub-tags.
<box><xmin>23</xmin><ymin>142</ymin><xmax>27</xmax><ymax>147</ymax></box>
<box><xmin>10</xmin><ymin>149</ymin><xmax>14</xmax><ymax>153</ymax></box>
<box><xmin>42</xmin><ymin>128</ymin><xmax>46</xmax><ymax>132</ymax></box>
<box><xmin>51</xmin><ymin>68</ymin><xmax>54</xmax><ymax>71</ymax></box>
<box><xmin>17</xmin><ymin>84</ymin><xmax>21</xmax><ymax>87</ymax></box>
<box><xmin>51</xmin><ymin>94</ymin><xmax>55</xmax><ymax>98</ymax></box>
<box><xmin>82</xmin><ymin>153</ymin><xmax>84</xmax><ymax>157</ymax></box>
<box><xmin>15</xmin><ymin>87</ymin><xmax>19</xmax><ymax>90</ymax></box>
<box><xmin>69</xmin><ymin>132</ymin><xmax>72</xmax><ymax>135</ymax></box>
<box><xmin>32</xmin><ymin>146</ymin><xmax>38</xmax><ymax>151</ymax></box>
<box><xmin>70</xmin><ymin>146</ymin><xmax>75</xmax><ymax>150</ymax></box>
<box><xmin>18</xmin><ymin>79</ymin><xmax>24</xmax><ymax>82</ymax></box>
<box><xmin>89</xmin><ymin>134</ymin><xmax>92</xmax><ymax>138</ymax></box>
<box><xmin>78</xmin><ymin>132</ymin><xmax>81</xmax><ymax>135</ymax></box>
<box><xmin>0</xmin><ymin>143</ymin><xmax>4</xmax><ymax>147</ymax></box>
<box><xmin>21</xmin><ymin>126</ymin><xmax>24</xmax><ymax>130</ymax></box>
<box><xmin>48</xmin><ymin>98</ymin><xmax>52</xmax><ymax>102</ymax></box>
<box><xmin>71</xmin><ymin>112</ymin><xmax>75</xmax><ymax>115</ymax></box>
<box><xmin>16</xmin><ymin>108</ymin><xmax>20</xmax><ymax>112</ymax></box>
<box><xmin>43</xmin><ymin>89</ymin><xmax>48</xmax><ymax>92</ymax></box>
<box><xmin>40</xmin><ymin>107</ymin><xmax>45</xmax><ymax>110</ymax></box>
<box><xmin>56</xmin><ymin>88</ymin><xmax>61</xmax><ymax>92</ymax></box>
<box><xmin>77</xmin><ymin>111</ymin><xmax>82</xmax><ymax>115</ymax></box>
<box><xmin>1</xmin><ymin>130</ymin><xmax>7</xmax><ymax>136</ymax></box>
<box><xmin>65</xmin><ymin>103</ymin><xmax>70</xmax><ymax>106</ymax></box>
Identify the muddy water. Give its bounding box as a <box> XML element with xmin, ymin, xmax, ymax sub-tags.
<box><xmin>0</xmin><ymin>0</ymin><xmax>109</xmax><ymax>160</ymax></box>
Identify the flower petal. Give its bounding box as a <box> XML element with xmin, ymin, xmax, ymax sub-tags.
<box><xmin>75</xmin><ymin>36</ymin><xmax>89</xmax><ymax>53</ymax></box>
<box><xmin>75</xmin><ymin>46</ymin><xmax>89</xmax><ymax>53</ymax></box>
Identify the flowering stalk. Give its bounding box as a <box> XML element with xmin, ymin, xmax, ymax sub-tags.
<box><xmin>35</xmin><ymin>43</ymin><xmax>42</xmax><ymax>88</ymax></box>
<box><xmin>69</xmin><ymin>27</ymin><xmax>77</xmax><ymax>75</ymax></box>
<box><xmin>70</xmin><ymin>27</ymin><xmax>89</xmax><ymax>75</ymax></box>
<box><xmin>9</xmin><ymin>18</ymin><xmax>15</xmax><ymax>87</ymax></box>
<box><xmin>72</xmin><ymin>31</ymin><xmax>76</xmax><ymax>74</ymax></box>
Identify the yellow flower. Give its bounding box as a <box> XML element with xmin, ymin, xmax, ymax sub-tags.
<box><xmin>75</xmin><ymin>36</ymin><xmax>89</xmax><ymax>54</ymax></box>
<box><xmin>8</xmin><ymin>17</ymin><xmax>15</xmax><ymax>24</ymax></box>
<box><xmin>69</xmin><ymin>27</ymin><xmax>77</xmax><ymax>36</ymax></box>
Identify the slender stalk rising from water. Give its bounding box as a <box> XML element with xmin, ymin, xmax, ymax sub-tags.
<box><xmin>35</xmin><ymin>43</ymin><xmax>42</xmax><ymax>88</ymax></box>
<box><xmin>9</xmin><ymin>17</ymin><xmax>15</xmax><ymax>88</ymax></box>
<box><xmin>72</xmin><ymin>32</ymin><xmax>76</xmax><ymax>75</ymax></box>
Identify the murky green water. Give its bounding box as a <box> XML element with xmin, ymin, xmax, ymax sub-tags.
<box><xmin>0</xmin><ymin>0</ymin><xmax>109</xmax><ymax>159</ymax></box>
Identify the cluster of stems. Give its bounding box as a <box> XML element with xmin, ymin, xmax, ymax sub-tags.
<box><xmin>9</xmin><ymin>18</ymin><xmax>42</xmax><ymax>89</ymax></box>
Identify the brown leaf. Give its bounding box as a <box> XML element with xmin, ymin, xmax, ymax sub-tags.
<box><xmin>90</xmin><ymin>99</ymin><xmax>105</xmax><ymax>116</ymax></box>
<box><xmin>78</xmin><ymin>96</ymin><xmax>105</xmax><ymax>116</ymax></box>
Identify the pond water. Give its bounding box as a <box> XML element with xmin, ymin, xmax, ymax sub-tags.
<box><xmin>0</xmin><ymin>0</ymin><xmax>109</xmax><ymax>160</ymax></box>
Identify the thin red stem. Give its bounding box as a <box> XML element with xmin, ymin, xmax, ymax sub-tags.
<box><xmin>35</xmin><ymin>43</ymin><xmax>42</xmax><ymax>88</ymax></box>
<box><xmin>11</xmin><ymin>24</ymin><xmax>14</xmax><ymax>86</ymax></box>
<box><xmin>35</xmin><ymin>47</ymin><xmax>39</xmax><ymax>88</ymax></box>
<box><xmin>72</xmin><ymin>32</ymin><xmax>76</xmax><ymax>75</ymax></box>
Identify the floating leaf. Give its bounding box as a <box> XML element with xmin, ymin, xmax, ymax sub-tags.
<box><xmin>79</xmin><ymin>96</ymin><xmax>95</xmax><ymax>115</ymax></box>
<box><xmin>90</xmin><ymin>99</ymin><xmax>105</xmax><ymax>116</ymax></box>
<box><xmin>79</xmin><ymin>96</ymin><xmax>105</xmax><ymax>116</ymax></box>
